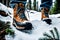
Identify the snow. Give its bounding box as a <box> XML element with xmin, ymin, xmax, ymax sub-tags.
<box><xmin>25</xmin><ymin>10</ymin><xmax>41</xmax><ymax>21</ymax></box>
<box><xmin>0</xmin><ymin>3</ymin><xmax>60</xmax><ymax>40</ymax></box>
<box><xmin>0</xmin><ymin>3</ymin><xmax>13</xmax><ymax>24</ymax></box>
<box><xmin>5</xmin><ymin>11</ymin><xmax>60</xmax><ymax>40</ymax></box>
<box><xmin>6</xmin><ymin>16</ymin><xmax>60</xmax><ymax>40</ymax></box>
<box><xmin>0</xmin><ymin>3</ymin><xmax>8</xmax><ymax>14</ymax></box>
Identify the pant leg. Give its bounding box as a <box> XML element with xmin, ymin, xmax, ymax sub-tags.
<box><xmin>10</xmin><ymin>0</ymin><xmax>27</xmax><ymax>8</ymax></box>
<box><xmin>40</xmin><ymin>0</ymin><xmax>52</xmax><ymax>10</ymax></box>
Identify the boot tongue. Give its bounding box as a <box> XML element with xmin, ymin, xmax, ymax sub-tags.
<box><xmin>44</xmin><ymin>11</ymin><xmax>49</xmax><ymax>18</ymax></box>
<box><xmin>19</xmin><ymin>13</ymin><xmax>25</xmax><ymax>19</ymax></box>
<box><xmin>17</xmin><ymin>8</ymin><xmax>25</xmax><ymax>19</ymax></box>
<box><xmin>17</xmin><ymin>8</ymin><xmax>27</xmax><ymax>20</ymax></box>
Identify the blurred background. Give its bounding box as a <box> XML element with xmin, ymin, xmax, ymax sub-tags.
<box><xmin>0</xmin><ymin>0</ymin><xmax>60</xmax><ymax>14</ymax></box>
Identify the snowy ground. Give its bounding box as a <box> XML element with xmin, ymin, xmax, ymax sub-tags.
<box><xmin>0</xmin><ymin>3</ymin><xmax>60</xmax><ymax>40</ymax></box>
<box><xmin>5</xmin><ymin>11</ymin><xmax>60</xmax><ymax>40</ymax></box>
